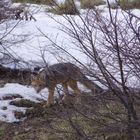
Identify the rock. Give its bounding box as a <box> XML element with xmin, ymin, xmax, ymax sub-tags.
<box><xmin>10</xmin><ymin>99</ymin><xmax>37</xmax><ymax>107</ymax></box>
<box><xmin>1</xmin><ymin>94</ymin><xmax>23</xmax><ymax>100</ymax></box>
<box><xmin>14</xmin><ymin>111</ymin><xmax>25</xmax><ymax>119</ymax></box>
<box><xmin>1</xmin><ymin>106</ymin><xmax>7</xmax><ymax>110</ymax></box>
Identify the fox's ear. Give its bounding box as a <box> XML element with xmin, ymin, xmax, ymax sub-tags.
<box><xmin>34</xmin><ymin>66</ymin><xmax>41</xmax><ymax>72</ymax></box>
<box><xmin>32</xmin><ymin>71</ymin><xmax>38</xmax><ymax>75</ymax></box>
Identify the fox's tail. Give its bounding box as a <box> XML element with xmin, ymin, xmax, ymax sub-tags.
<box><xmin>78</xmin><ymin>73</ymin><xmax>103</xmax><ymax>93</ymax></box>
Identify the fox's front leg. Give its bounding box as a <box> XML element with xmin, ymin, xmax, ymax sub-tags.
<box><xmin>44</xmin><ymin>87</ymin><xmax>55</xmax><ymax>107</ymax></box>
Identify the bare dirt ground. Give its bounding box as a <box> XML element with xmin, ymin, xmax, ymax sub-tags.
<box><xmin>0</xmin><ymin>94</ymin><xmax>100</xmax><ymax>140</ymax></box>
<box><xmin>0</xmin><ymin>93</ymin><xmax>140</xmax><ymax>140</ymax></box>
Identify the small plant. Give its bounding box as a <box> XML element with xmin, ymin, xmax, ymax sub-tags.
<box><xmin>109</xmin><ymin>2</ymin><xmax>119</xmax><ymax>9</ymax></box>
<box><xmin>49</xmin><ymin>0</ymin><xmax>79</xmax><ymax>15</ymax></box>
<box><xmin>80</xmin><ymin>0</ymin><xmax>106</xmax><ymax>9</ymax></box>
<box><xmin>0</xmin><ymin>127</ymin><xmax>5</xmax><ymax>137</ymax></box>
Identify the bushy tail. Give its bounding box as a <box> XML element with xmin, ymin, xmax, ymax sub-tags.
<box><xmin>78</xmin><ymin>73</ymin><xmax>103</xmax><ymax>93</ymax></box>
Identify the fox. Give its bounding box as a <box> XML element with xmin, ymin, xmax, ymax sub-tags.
<box><xmin>31</xmin><ymin>63</ymin><xmax>103</xmax><ymax>107</ymax></box>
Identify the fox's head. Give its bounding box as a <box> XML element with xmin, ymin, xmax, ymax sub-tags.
<box><xmin>31</xmin><ymin>73</ymin><xmax>46</xmax><ymax>93</ymax></box>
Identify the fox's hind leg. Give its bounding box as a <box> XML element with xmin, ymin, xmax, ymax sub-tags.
<box><xmin>62</xmin><ymin>82</ymin><xmax>69</xmax><ymax>95</ymax></box>
<box><xmin>68</xmin><ymin>79</ymin><xmax>82</xmax><ymax>104</ymax></box>
<box><xmin>68</xmin><ymin>79</ymin><xmax>81</xmax><ymax>95</ymax></box>
<box><xmin>61</xmin><ymin>82</ymin><xmax>69</xmax><ymax>102</ymax></box>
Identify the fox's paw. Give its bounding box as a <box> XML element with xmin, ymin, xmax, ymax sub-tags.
<box><xmin>43</xmin><ymin>104</ymin><xmax>51</xmax><ymax>108</ymax></box>
<box><xmin>43</xmin><ymin>102</ymin><xmax>54</xmax><ymax>108</ymax></box>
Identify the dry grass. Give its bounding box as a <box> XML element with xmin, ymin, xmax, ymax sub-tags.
<box><xmin>80</xmin><ymin>0</ymin><xmax>106</xmax><ymax>9</ymax></box>
<box><xmin>48</xmin><ymin>0</ymin><xmax>79</xmax><ymax>15</ymax></box>
<box><xmin>119</xmin><ymin>0</ymin><xmax>140</xmax><ymax>9</ymax></box>
<box><xmin>14</xmin><ymin>0</ymin><xmax>56</xmax><ymax>5</ymax></box>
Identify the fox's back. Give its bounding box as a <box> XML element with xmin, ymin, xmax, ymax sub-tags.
<box><xmin>39</xmin><ymin>63</ymin><xmax>81</xmax><ymax>84</ymax></box>
<box><xmin>49</xmin><ymin>63</ymin><xmax>80</xmax><ymax>74</ymax></box>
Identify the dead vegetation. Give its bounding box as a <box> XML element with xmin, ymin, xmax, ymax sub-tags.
<box><xmin>0</xmin><ymin>92</ymin><xmax>139</xmax><ymax>140</ymax></box>
<box><xmin>0</xmin><ymin>65</ymin><xmax>32</xmax><ymax>86</ymax></box>
<box><xmin>48</xmin><ymin>0</ymin><xmax>79</xmax><ymax>15</ymax></box>
<box><xmin>119</xmin><ymin>0</ymin><xmax>140</xmax><ymax>9</ymax></box>
<box><xmin>109</xmin><ymin>0</ymin><xmax>140</xmax><ymax>9</ymax></box>
<box><xmin>80</xmin><ymin>0</ymin><xmax>106</xmax><ymax>9</ymax></box>
<box><xmin>14</xmin><ymin>0</ymin><xmax>56</xmax><ymax>5</ymax></box>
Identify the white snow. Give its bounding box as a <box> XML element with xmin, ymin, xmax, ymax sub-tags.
<box><xmin>0</xmin><ymin>82</ymin><xmax>89</xmax><ymax>122</ymax></box>
<box><xmin>0</xmin><ymin>83</ymin><xmax>49</xmax><ymax>122</ymax></box>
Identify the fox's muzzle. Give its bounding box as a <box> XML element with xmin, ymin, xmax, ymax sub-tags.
<box><xmin>34</xmin><ymin>87</ymin><xmax>42</xmax><ymax>93</ymax></box>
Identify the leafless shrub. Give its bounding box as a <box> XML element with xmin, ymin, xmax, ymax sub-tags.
<box><xmin>40</xmin><ymin>0</ymin><xmax>140</xmax><ymax>139</ymax></box>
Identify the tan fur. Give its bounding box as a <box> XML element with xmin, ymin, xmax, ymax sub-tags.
<box><xmin>31</xmin><ymin>63</ymin><xmax>103</xmax><ymax>107</ymax></box>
